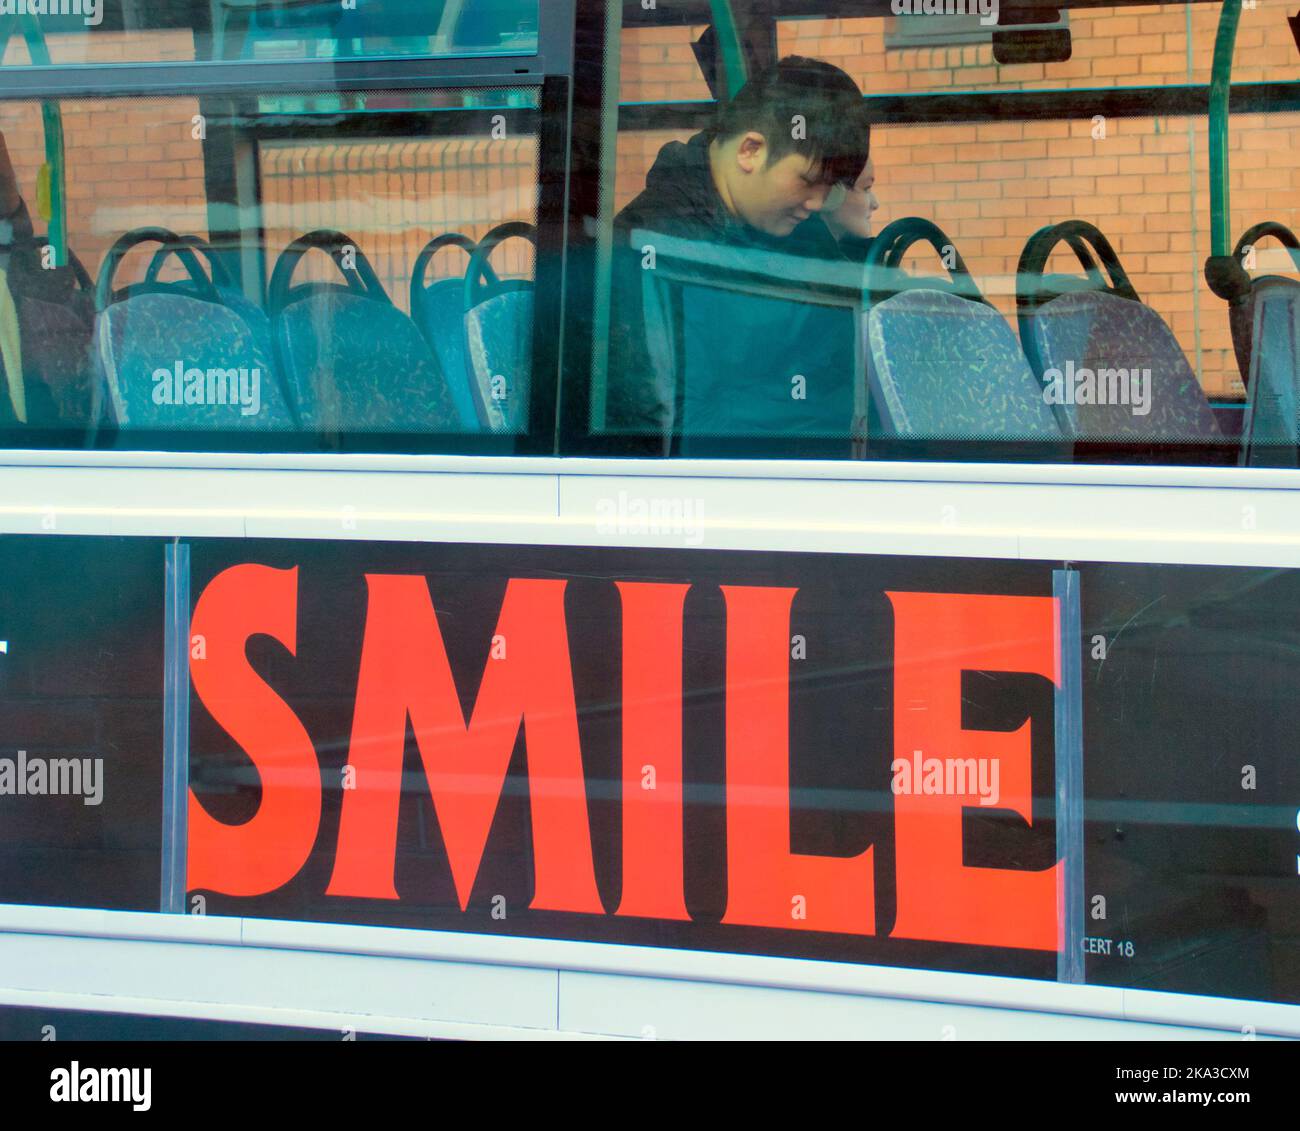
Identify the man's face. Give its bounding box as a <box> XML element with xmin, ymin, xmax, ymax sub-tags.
<box><xmin>731</xmin><ymin>134</ymin><xmax>834</xmax><ymax>237</ymax></box>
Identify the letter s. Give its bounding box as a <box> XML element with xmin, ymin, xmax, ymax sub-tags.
<box><xmin>187</xmin><ymin>565</ymin><xmax>320</xmax><ymax>896</ymax></box>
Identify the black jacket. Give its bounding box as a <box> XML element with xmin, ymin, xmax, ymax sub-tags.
<box><xmin>606</xmin><ymin>131</ymin><xmax>869</xmax><ymax>437</ymax></box>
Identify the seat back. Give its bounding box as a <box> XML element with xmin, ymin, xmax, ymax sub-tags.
<box><xmin>147</xmin><ymin>235</ymin><xmax>276</xmax><ymax>362</ymax></box>
<box><xmin>462</xmin><ymin>223</ymin><xmax>536</xmax><ymax>432</ymax></box>
<box><xmin>676</xmin><ymin>284</ymin><xmax>856</xmax><ymax>441</ymax></box>
<box><xmin>1227</xmin><ymin>222</ymin><xmax>1300</xmax><ymax>389</ymax></box>
<box><xmin>1018</xmin><ymin>220</ymin><xmax>1221</xmax><ymax>442</ymax></box>
<box><xmin>866</xmin><ymin>218</ymin><xmax>1062</xmax><ymax>442</ymax></box>
<box><xmin>1027</xmin><ymin>290</ymin><xmax>1222</xmax><ymax>441</ymax></box>
<box><xmin>5</xmin><ymin>238</ymin><xmax>96</xmax><ymax>428</ymax></box>
<box><xmin>465</xmin><ymin>289</ymin><xmax>532</xmax><ymax>432</ymax></box>
<box><xmin>620</xmin><ymin>228</ymin><xmax>863</xmax><ymax>449</ymax></box>
<box><xmin>270</xmin><ymin>229</ymin><xmax>457</xmax><ymax>433</ymax></box>
<box><xmin>1240</xmin><ymin>279</ymin><xmax>1300</xmax><ymax>466</ymax></box>
<box><xmin>93</xmin><ymin>228</ymin><xmax>292</xmax><ymax>431</ymax></box>
<box><xmin>411</xmin><ymin>232</ymin><xmax>480</xmax><ymax>430</ymax></box>
<box><xmin>868</xmin><ymin>289</ymin><xmax>1061</xmax><ymax>439</ymax></box>
<box><xmin>97</xmin><ymin>294</ymin><xmax>287</xmax><ymax>429</ymax></box>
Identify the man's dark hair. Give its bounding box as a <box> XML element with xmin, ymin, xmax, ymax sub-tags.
<box><xmin>710</xmin><ymin>56</ymin><xmax>870</xmax><ymax>187</ymax></box>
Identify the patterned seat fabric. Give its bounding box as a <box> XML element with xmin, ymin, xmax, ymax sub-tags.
<box><xmin>1027</xmin><ymin>291</ymin><xmax>1222</xmax><ymax>441</ymax></box>
<box><xmin>96</xmin><ymin>292</ymin><xmax>292</xmax><ymax>429</ymax></box>
<box><xmin>4</xmin><ymin>246</ymin><xmax>96</xmax><ymax>428</ymax></box>
<box><xmin>15</xmin><ymin>292</ymin><xmax>96</xmax><ymax>427</ymax></box>
<box><xmin>466</xmin><ymin>290</ymin><xmax>532</xmax><ymax>433</ymax></box>
<box><xmin>276</xmin><ymin>291</ymin><xmax>458</xmax><ymax>433</ymax></box>
<box><xmin>1240</xmin><ymin>280</ymin><xmax>1300</xmax><ymax>466</ymax></box>
<box><xmin>416</xmin><ymin>277</ymin><xmax>480</xmax><ymax>430</ymax></box>
<box><xmin>867</xmin><ymin>289</ymin><xmax>1062</xmax><ymax>439</ymax></box>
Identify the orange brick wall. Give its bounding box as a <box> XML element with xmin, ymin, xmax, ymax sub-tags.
<box><xmin>618</xmin><ymin>7</ymin><xmax>1300</xmax><ymax>398</ymax></box>
<box><xmin>260</xmin><ymin>139</ymin><xmax>539</xmax><ymax>308</ymax></box>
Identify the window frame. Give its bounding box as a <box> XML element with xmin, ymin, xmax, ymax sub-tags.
<box><xmin>0</xmin><ymin>0</ymin><xmax>580</xmax><ymax>457</ymax></box>
<box><xmin>557</xmin><ymin>0</ymin><xmax>1300</xmax><ymax>462</ymax></box>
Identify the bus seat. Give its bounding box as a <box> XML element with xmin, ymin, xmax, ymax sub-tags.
<box><xmin>270</xmin><ymin>229</ymin><xmax>458</xmax><ymax>433</ymax></box>
<box><xmin>146</xmin><ymin>235</ymin><xmax>277</xmax><ymax>372</ymax></box>
<box><xmin>6</xmin><ymin>238</ymin><xmax>96</xmax><ymax>428</ymax></box>
<box><xmin>1216</xmin><ymin>223</ymin><xmax>1300</xmax><ymax>466</ymax></box>
<box><xmin>411</xmin><ymin>232</ymin><xmax>480</xmax><ymax>430</ymax></box>
<box><xmin>462</xmin><ymin>223</ymin><xmax>536</xmax><ymax>432</ymax></box>
<box><xmin>1018</xmin><ymin>221</ymin><xmax>1221</xmax><ymax>442</ymax></box>
<box><xmin>1226</xmin><ymin>222</ymin><xmax>1300</xmax><ymax>390</ymax></box>
<box><xmin>466</xmin><ymin>289</ymin><xmax>533</xmax><ymax>432</ymax></box>
<box><xmin>93</xmin><ymin>229</ymin><xmax>292</xmax><ymax>431</ymax></box>
<box><xmin>866</xmin><ymin>218</ymin><xmax>1061</xmax><ymax>441</ymax></box>
<box><xmin>1240</xmin><ymin>282</ymin><xmax>1300</xmax><ymax>467</ymax></box>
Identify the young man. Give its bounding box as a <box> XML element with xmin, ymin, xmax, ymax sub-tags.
<box><xmin>606</xmin><ymin>56</ymin><xmax>875</xmax><ymax>441</ymax></box>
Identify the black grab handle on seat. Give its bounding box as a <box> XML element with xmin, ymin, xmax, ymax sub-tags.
<box><xmin>865</xmin><ymin>217</ymin><xmax>984</xmax><ymax>307</ymax></box>
<box><xmin>95</xmin><ymin>227</ymin><xmax>220</xmax><ymax>311</ymax></box>
<box><xmin>268</xmin><ymin>229</ymin><xmax>388</xmax><ymax>316</ymax></box>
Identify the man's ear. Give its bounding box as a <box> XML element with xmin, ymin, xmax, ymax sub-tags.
<box><xmin>734</xmin><ymin>131</ymin><xmax>768</xmax><ymax>175</ymax></box>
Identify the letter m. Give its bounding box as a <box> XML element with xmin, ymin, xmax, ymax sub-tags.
<box><xmin>49</xmin><ymin>758</ymin><xmax>81</xmax><ymax>796</ymax></box>
<box><xmin>208</xmin><ymin>368</ymin><xmax>239</xmax><ymax>405</ymax></box>
<box><xmin>1097</xmin><ymin>367</ymin><xmax>1126</xmax><ymax>405</ymax></box>
<box><xmin>327</xmin><ymin>576</ymin><xmax>601</xmax><ymax>913</ymax></box>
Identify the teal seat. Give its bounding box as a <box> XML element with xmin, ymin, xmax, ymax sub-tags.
<box><xmin>270</xmin><ymin>230</ymin><xmax>458</xmax><ymax>434</ymax></box>
<box><xmin>412</xmin><ymin>232</ymin><xmax>480</xmax><ymax>431</ymax></box>
<box><xmin>866</xmin><ymin>218</ymin><xmax>1062</xmax><ymax>442</ymax></box>
<box><xmin>461</xmin><ymin>222</ymin><xmax>536</xmax><ymax>433</ymax></box>
<box><xmin>93</xmin><ymin>229</ymin><xmax>293</xmax><ymax>432</ymax></box>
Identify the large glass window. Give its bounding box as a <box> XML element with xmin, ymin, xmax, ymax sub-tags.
<box><xmin>570</xmin><ymin>0</ymin><xmax>1300</xmax><ymax>464</ymax></box>
<box><xmin>0</xmin><ymin>86</ymin><xmax>546</xmax><ymax>452</ymax></box>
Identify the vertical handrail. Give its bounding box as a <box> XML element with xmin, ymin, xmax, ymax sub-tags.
<box><xmin>40</xmin><ymin>101</ymin><xmax>66</xmax><ymax>268</ymax></box>
<box><xmin>709</xmin><ymin>0</ymin><xmax>748</xmax><ymax>98</ymax></box>
<box><xmin>588</xmin><ymin>0</ymin><xmax>623</xmax><ymax>430</ymax></box>
<box><xmin>1209</xmin><ymin>0</ymin><xmax>1242</xmax><ymax>259</ymax></box>
<box><xmin>161</xmin><ymin>541</ymin><xmax>192</xmax><ymax>915</ymax></box>
<box><xmin>1053</xmin><ymin>568</ymin><xmax>1086</xmax><ymax>985</ymax></box>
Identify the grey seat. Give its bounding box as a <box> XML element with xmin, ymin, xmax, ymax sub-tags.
<box><xmin>1017</xmin><ymin>220</ymin><xmax>1221</xmax><ymax>444</ymax></box>
<box><xmin>1240</xmin><ymin>280</ymin><xmax>1300</xmax><ymax>466</ymax></box>
<box><xmin>1225</xmin><ymin>223</ymin><xmax>1300</xmax><ymax>466</ymax></box>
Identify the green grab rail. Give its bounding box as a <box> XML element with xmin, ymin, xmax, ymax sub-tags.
<box><xmin>708</xmin><ymin>0</ymin><xmax>748</xmax><ymax>99</ymax></box>
<box><xmin>1208</xmin><ymin>0</ymin><xmax>1242</xmax><ymax>259</ymax></box>
<box><xmin>0</xmin><ymin>12</ymin><xmax>67</xmax><ymax>267</ymax></box>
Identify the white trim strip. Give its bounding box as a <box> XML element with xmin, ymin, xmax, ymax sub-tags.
<box><xmin>1</xmin><ymin>905</ymin><xmax>1295</xmax><ymax>1037</ymax></box>
<box><xmin>2</xmin><ymin>449</ymin><xmax>1297</xmax><ymax>491</ymax></box>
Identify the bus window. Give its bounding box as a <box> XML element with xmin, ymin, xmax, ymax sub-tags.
<box><xmin>569</xmin><ymin>0</ymin><xmax>1300</xmax><ymax>465</ymax></box>
<box><xmin>0</xmin><ymin>1</ymin><xmax>539</xmax><ymax>66</ymax></box>
<box><xmin>0</xmin><ymin>86</ymin><xmax>546</xmax><ymax>452</ymax></box>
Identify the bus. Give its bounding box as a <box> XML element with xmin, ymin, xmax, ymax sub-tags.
<box><xmin>0</xmin><ymin>0</ymin><xmax>1296</xmax><ymax>1042</ymax></box>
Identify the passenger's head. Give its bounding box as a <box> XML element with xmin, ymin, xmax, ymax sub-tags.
<box><xmin>826</xmin><ymin>157</ymin><xmax>880</xmax><ymax>241</ymax></box>
<box><xmin>708</xmin><ymin>56</ymin><xmax>870</xmax><ymax>237</ymax></box>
